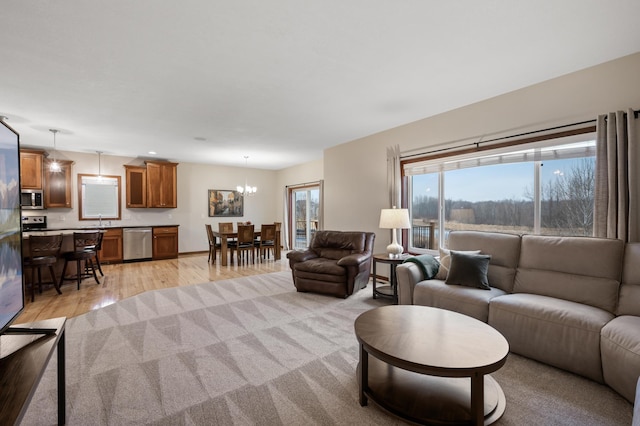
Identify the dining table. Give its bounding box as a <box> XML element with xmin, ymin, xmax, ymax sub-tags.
<box><xmin>212</xmin><ymin>226</ymin><xmax>281</xmax><ymax>266</ymax></box>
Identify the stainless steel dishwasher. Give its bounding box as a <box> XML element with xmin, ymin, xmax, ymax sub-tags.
<box><xmin>123</xmin><ymin>227</ymin><xmax>153</xmax><ymax>261</ymax></box>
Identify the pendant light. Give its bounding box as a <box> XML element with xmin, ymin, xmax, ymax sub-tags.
<box><xmin>49</xmin><ymin>129</ymin><xmax>61</xmax><ymax>172</ymax></box>
<box><xmin>97</xmin><ymin>151</ymin><xmax>103</xmax><ymax>179</ymax></box>
<box><xmin>236</xmin><ymin>156</ymin><xmax>257</xmax><ymax>195</ymax></box>
<box><xmin>96</xmin><ymin>151</ymin><xmax>102</xmax><ymax>180</ymax></box>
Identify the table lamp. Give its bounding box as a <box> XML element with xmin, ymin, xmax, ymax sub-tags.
<box><xmin>379</xmin><ymin>206</ymin><xmax>411</xmax><ymax>258</ymax></box>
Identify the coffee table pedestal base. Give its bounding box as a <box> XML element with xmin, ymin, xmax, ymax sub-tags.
<box><xmin>359</xmin><ymin>356</ymin><xmax>506</xmax><ymax>425</ymax></box>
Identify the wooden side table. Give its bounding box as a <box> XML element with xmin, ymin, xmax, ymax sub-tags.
<box><xmin>371</xmin><ymin>253</ymin><xmax>411</xmax><ymax>303</ymax></box>
<box><xmin>0</xmin><ymin>317</ymin><xmax>66</xmax><ymax>425</ymax></box>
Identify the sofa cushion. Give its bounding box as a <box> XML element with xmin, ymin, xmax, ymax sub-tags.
<box><xmin>619</xmin><ymin>243</ymin><xmax>640</xmax><ymax>316</ymax></box>
<box><xmin>294</xmin><ymin>258</ymin><xmax>346</xmax><ymax>277</ymax></box>
<box><xmin>489</xmin><ymin>293</ymin><xmax>614</xmax><ymax>383</ymax></box>
<box><xmin>445</xmin><ymin>251</ymin><xmax>491</xmax><ymax>290</ymax></box>
<box><xmin>413</xmin><ymin>280</ymin><xmax>506</xmax><ymax>323</ymax></box>
<box><xmin>448</xmin><ymin>231</ymin><xmax>521</xmax><ymax>292</ymax></box>
<box><xmin>514</xmin><ymin>235</ymin><xmax>624</xmax><ymax>313</ymax></box>
<box><xmin>434</xmin><ymin>248</ymin><xmax>480</xmax><ymax>280</ymax></box>
<box><xmin>601</xmin><ymin>315</ymin><xmax>640</xmax><ymax>403</ymax></box>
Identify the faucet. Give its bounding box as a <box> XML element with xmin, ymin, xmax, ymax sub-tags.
<box><xmin>98</xmin><ymin>214</ymin><xmax>102</xmax><ymax>228</ymax></box>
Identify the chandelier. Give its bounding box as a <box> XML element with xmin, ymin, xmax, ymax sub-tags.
<box><xmin>237</xmin><ymin>156</ymin><xmax>257</xmax><ymax>195</ymax></box>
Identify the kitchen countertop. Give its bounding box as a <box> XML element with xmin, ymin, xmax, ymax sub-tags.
<box><xmin>23</xmin><ymin>224</ymin><xmax>179</xmax><ymax>237</ymax></box>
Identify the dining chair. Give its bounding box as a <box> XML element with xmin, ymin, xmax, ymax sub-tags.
<box><xmin>23</xmin><ymin>233</ymin><xmax>64</xmax><ymax>302</ymax></box>
<box><xmin>256</xmin><ymin>224</ymin><xmax>277</xmax><ymax>261</ymax></box>
<box><xmin>219</xmin><ymin>222</ymin><xmax>234</xmax><ymax>233</ymax></box>
<box><xmin>205</xmin><ymin>224</ymin><xmax>220</xmax><ymax>263</ymax></box>
<box><xmin>233</xmin><ymin>224</ymin><xmax>255</xmax><ymax>264</ymax></box>
<box><xmin>218</xmin><ymin>222</ymin><xmax>237</xmax><ymax>263</ymax></box>
<box><xmin>60</xmin><ymin>231</ymin><xmax>101</xmax><ymax>290</ymax></box>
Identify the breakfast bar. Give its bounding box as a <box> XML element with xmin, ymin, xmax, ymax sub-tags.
<box><xmin>21</xmin><ymin>225</ymin><xmax>179</xmax><ymax>299</ymax></box>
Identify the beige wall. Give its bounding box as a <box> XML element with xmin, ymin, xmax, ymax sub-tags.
<box><xmin>324</xmin><ymin>52</ymin><xmax>640</xmax><ymax>255</ymax></box>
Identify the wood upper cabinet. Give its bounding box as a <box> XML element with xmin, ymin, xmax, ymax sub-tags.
<box><xmin>44</xmin><ymin>159</ymin><xmax>73</xmax><ymax>208</ymax></box>
<box><xmin>20</xmin><ymin>149</ymin><xmax>44</xmax><ymax>189</ymax></box>
<box><xmin>152</xmin><ymin>226</ymin><xmax>178</xmax><ymax>259</ymax></box>
<box><xmin>99</xmin><ymin>228</ymin><xmax>123</xmax><ymax>263</ymax></box>
<box><xmin>124</xmin><ymin>165</ymin><xmax>147</xmax><ymax>208</ymax></box>
<box><xmin>146</xmin><ymin>161</ymin><xmax>177</xmax><ymax>208</ymax></box>
<box><xmin>124</xmin><ymin>161</ymin><xmax>177</xmax><ymax>208</ymax></box>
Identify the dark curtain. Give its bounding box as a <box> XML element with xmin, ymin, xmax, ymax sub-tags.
<box><xmin>594</xmin><ymin>108</ymin><xmax>639</xmax><ymax>242</ymax></box>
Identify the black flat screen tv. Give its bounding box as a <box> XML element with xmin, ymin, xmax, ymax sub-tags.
<box><xmin>0</xmin><ymin>120</ymin><xmax>24</xmax><ymax>334</ymax></box>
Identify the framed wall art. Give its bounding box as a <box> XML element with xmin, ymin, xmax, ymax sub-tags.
<box><xmin>208</xmin><ymin>189</ymin><xmax>243</xmax><ymax>217</ymax></box>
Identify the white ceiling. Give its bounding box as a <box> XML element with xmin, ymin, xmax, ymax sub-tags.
<box><xmin>1</xmin><ymin>1</ymin><xmax>639</xmax><ymax>170</ymax></box>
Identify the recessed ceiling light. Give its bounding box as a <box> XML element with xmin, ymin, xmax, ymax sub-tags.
<box><xmin>148</xmin><ymin>151</ymin><xmax>157</xmax><ymax>155</ymax></box>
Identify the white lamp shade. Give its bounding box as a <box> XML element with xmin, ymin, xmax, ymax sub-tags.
<box><xmin>379</xmin><ymin>208</ymin><xmax>411</xmax><ymax>229</ymax></box>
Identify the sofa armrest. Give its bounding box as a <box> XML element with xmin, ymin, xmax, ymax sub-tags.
<box><xmin>396</xmin><ymin>263</ymin><xmax>423</xmax><ymax>305</ymax></box>
<box><xmin>337</xmin><ymin>253</ymin><xmax>370</xmax><ymax>267</ymax></box>
<box><xmin>286</xmin><ymin>250</ymin><xmax>318</xmax><ymax>263</ymax></box>
<box><xmin>634</xmin><ymin>376</ymin><xmax>640</xmax><ymax>426</ymax></box>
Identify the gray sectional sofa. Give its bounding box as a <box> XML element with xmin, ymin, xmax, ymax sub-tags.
<box><xmin>395</xmin><ymin>230</ymin><xmax>640</xmax><ymax>403</ymax></box>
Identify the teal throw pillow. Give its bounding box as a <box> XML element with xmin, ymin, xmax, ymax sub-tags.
<box><xmin>445</xmin><ymin>250</ymin><xmax>491</xmax><ymax>290</ymax></box>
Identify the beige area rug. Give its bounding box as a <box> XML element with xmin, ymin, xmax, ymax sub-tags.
<box><xmin>21</xmin><ymin>271</ymin><xmax>632</xmax><ymax>425</ymax></box>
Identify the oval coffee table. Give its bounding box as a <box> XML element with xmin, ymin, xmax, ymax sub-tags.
<box><xmin>355</xmin><ymin>305</ymin><xmax>509</xmax><ymax>426</ymax></box>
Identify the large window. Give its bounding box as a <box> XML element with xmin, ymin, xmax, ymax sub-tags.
<box><xmin>405</xmin><ymin>132</ymin><xmax>596</xmax><ymax>251</ymax></box>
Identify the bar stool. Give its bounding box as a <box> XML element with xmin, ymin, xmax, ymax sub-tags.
<box><xmin>59</xmin><ymin>231</ymin><xmax>101</xmax><ymax>290</ymax></box>
<box><xmin>92</xmin><ymin>231</ymin><xmax>105</xmax><ymax>276</ymax></box>
<box><xmin>23</xmin><ymin>234</ymin><xmax>64</xmax><ymax>302</ymax></box>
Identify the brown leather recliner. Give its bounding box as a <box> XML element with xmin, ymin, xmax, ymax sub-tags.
<box><xmin>286</xmin><ymin>230</ymin><xmax>375</xmax><ymax>298</ymax></box>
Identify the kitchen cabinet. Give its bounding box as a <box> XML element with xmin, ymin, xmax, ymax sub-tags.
<box><xmin>146</xmin><ymin>161</ymin><xmax>177</xmax><ymax>208</ymax></box>
<box><xmin>124</xmin><ymin>161</ymin><xmax>177</xmax><ymax>208</ymax></box>
<box><xmin>99</xmin><ymin>228</ymin><xmax>123</xmax><ymax>263</ymax></box>
<box><xmin>124</xmin><ymin>165</ymin><xmax>147</xmax><ymax>208</ymax></box>
<box><xmin>44</xmin><ymin>159</ymin><xmax>73</xmax><ymax>208</ymax></box>
<box><xmin>152</xmin><ymin>226</ymin><xmax>178</xmax><ymax>259</ymax></box>
<box><xmin>20</xmin><ymin>149</ymin><xmax>44</xmax><ymax>189</ymax></box>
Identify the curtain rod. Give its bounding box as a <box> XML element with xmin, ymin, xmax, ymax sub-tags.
<box><xmin>286</xmin><ymin>180</ymin><xmax>322</xmax><ymax>189</ymax></box>
<box><xmin>402</xmin><ymin>109</ymin><xmax>639</xmax><ymax>160</ymax></box>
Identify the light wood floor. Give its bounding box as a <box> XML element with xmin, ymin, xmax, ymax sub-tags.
<box><xmin>17</xmin><ymin>251</ymin><xmax>291</xmax><ymax>324</ymax></box>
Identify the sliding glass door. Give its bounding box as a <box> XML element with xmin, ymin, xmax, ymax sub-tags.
<box><xmin>289</xmin><ymin>184</ymin><xmax>321</xmax><ymax>250</ymax></box>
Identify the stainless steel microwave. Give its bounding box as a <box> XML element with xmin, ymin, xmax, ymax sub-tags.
<box><xmin>21</xmin><ymin>189</ymin><xmax>44</xmax><ymax>209</ymax></box>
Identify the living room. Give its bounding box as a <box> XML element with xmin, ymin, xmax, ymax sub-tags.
<box><xmin>2</xmin><ymin>2</ymin><xmax>640</xmax><ymax>425</ymax></box>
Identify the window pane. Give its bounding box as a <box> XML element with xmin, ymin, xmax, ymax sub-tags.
<box><xmin>292</xmin><ymin>187</ymin><xmax>320</xmax><ymax>249</ymax></box>
<box><xmin>540</xmin><ymin>157</ymin><xmax>595</xmax><ymax>236</ymax></box>
<box><xmin>444</xmin><ymin>163</ymin><xmax>534</xmax><ymax>245</ymax></box>
<box><xmin>411</xmin><ymin>173</ymin><xmax>439</xmax><ymax>250</ymax></box>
